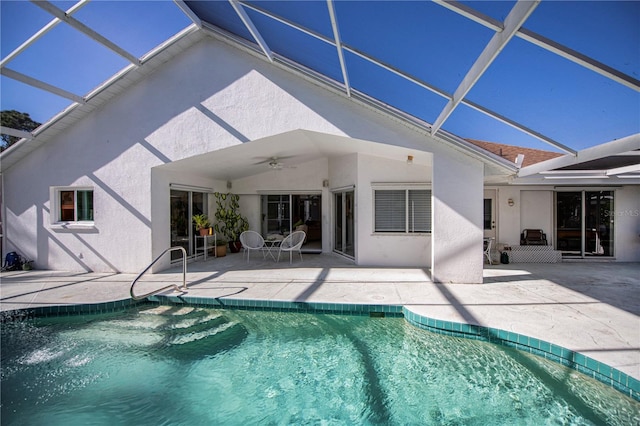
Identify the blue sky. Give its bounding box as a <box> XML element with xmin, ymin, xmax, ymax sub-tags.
<box><xmin>1</xmin><ymin>1</ymin><xmax>638</xmax><ymax>153</ymax></box>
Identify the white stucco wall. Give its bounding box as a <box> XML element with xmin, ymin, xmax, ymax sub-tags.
<box><xmin>356</xmin><ymin>154</ymin><xmax>432</xmax><ymax>267</ymax></box>
<box><xmin>614</xmin><ymin>186</ymin><xmax>640</xmax><ymax>261</ymax></box>
<box><xmin>520</xmin><ymin>190</ymin><xmax>554</xmax><ymax>246</ymax></box>
<box><xmin>431</xmin><ymin>151</ymin><xmax>484</xmax><ymax>283</ymax></box>
<box><xmin>2</xmin><ymin>35</ymin><xmax>502</xmax><ymax>281</ymax></box>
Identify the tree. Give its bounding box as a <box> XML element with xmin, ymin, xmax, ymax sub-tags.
<box><xmin>1</xmin><ymin>110</ymin><xmax>41</xmax><ymax>152</ymax></box>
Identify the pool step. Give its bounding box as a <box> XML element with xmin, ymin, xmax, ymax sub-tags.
<box><xmin>139</xmin><ymin>306</ymin><xmax>248</xmax><ymax>359</ymax></box>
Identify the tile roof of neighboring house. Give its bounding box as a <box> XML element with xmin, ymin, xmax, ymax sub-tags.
<box><xmin>465</xmin><ymin>139</ymin><xmax>565</xmax><ymax>167</ymax></box>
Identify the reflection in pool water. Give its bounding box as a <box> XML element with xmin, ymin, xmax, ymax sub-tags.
<box><xmin>1</xmin><ymin>306</ymin><xmax>638</xmax><ymax>425</ymax></box>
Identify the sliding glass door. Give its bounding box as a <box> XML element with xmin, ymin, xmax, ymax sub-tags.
<box><xmin>556</xmin><ymin>191</ymin><xmax>614</xmax><ymax>257</ymax></box>
<box><xmin>261</xmin><ymin>194</ymin><xmax>322</xmax><ymax>253</ymax></box>
<box><xmin>170</xmin><ymin>189</ymin><xmax>207</xmax><ymax>260</ymax></box>
<box><xmin>334</xmin><ymin>190</ymin><xmax>354</xmax><ymax>258</ymax></box>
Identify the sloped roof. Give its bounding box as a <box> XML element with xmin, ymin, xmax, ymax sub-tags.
<box><xmin>466</xmin><ymin>139</ymin><xmax>564</xmax><ymax>167</ymax></box>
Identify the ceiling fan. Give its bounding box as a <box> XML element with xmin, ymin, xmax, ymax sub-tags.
<box><xmin>254</xmin><ymin>156</ymin><xmax>296</xmax><ymax>170</ymax></box>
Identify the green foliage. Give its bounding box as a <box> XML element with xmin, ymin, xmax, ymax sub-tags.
<box><xmin>1</xmin><ymin>110</ymin><xmax>41</xmax><ymax>151</ymax></box>
<box><xmin>213</xmin><ymin>192</ymin><xmax>249</xmax><ymax>242</ymax></box>
<box><xmin>192</xmin><ymin>214</ymin><xmax>210</xmax><ymax>230</ymax></box>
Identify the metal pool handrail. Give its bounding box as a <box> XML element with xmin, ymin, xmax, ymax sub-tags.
<box><xmin>130</xmin><ymin>247</ymin><xmax>188</xmax><ymax>301</ymax></box>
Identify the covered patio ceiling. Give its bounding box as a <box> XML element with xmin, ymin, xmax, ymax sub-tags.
<box><xmin>156</xmin><ymin>129</ymin><xmax>439</xmax><ymax>182</ymax></box>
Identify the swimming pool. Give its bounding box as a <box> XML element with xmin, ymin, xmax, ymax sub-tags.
<box><xmin>1</xmin><ymin>306</ymin><xmax>638</xmax><ymax>425</ymax></box>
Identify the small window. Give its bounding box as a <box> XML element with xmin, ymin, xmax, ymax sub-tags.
<box><xmin>374</xmin><ymin>188</ymin><xmax>431</xmax><ymax>233</ymax></box>
<box><xmin>54</xmin><ymin>188</ymin><xmax>94</xmax><ymax>222</ymax></box>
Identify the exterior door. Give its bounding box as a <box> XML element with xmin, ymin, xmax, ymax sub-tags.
<box><xmin>261</xmin><ymin>194</ymin><xmax>322</xmax><ymax>253</ymax></box>
<box><xmin>334</xmin><ymin>190</ymin><xmax>355</xmax><ymax>258</ymax></box>
<box><xmin>170</xmin><ymin>189</ymin><xmax>207</xmax><ymax>260</ymax></box>
<box><xmin>262</xmin><ymin>195</ymin><xmax>291</xmax><ymax>235</ymax></box>
<box><xmin>556</xmin><ymin>190</ymin><xmax>614</xmax><ymax>257</ymax></box>
<box><xmin>483</xmin><ymin>189</ymin><xmax>496</xmax><ymax>240</ymax></box>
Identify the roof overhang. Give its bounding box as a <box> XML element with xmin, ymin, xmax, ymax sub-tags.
<box><xmin>513</xmin><ymin>133</ymin><xmax>640</xmax><ymax>185</ymax></box>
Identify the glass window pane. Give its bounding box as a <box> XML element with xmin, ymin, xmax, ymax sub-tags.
<box><xmin>585</xmin><ymin>191</ymin><xmax>614</xmax><ymax>256</ymax></box>
<box><xmin>76</xmin><ymin>190</ymin><xmax>93</xmax><ymax>221</ymax></box>
<box><xmin>483</xmin><ymin>198</ymin><xmax>492</xmax><ymax>230</ymax></box>
<box><xmin>60</xmin><ymin>191</ymin><xmax>75</xmax><ymax>221</ymax></box>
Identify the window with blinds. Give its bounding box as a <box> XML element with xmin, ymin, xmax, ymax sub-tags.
<box><xmin>374</xmin><ymin>188</ymin><xmax>431</xmax><ymax>233</ymax></box>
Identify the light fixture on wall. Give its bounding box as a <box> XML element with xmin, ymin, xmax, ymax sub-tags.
<box><xmin>407</xmin><ymin>155</ymin><xmax>414</xmax><ymax>165</ymax></box>
<box><xmin>508</xmin><ymin>198</ymin><xmax>515</xmax><ymax>207</ymax></box>
<box><xmin>226</xmin><ymin>181</ymin><xmax>232</xmax><ymax>189</ymax></box>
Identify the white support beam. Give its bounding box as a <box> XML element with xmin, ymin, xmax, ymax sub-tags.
<box><xmin>326</xmin><ymin>0</ymin><xmax>351</xmax><ymax>97</ymax></box>
<box><xmin>345</xmin><ymin>45</ymin><xmax>448</xmax><ymax>100</ymax></box>
<box><xmin>462</xmin><ymin>98</ymin><xmax>576</xmax><ymax>155</ymax></box>
<box><xmin>518</xmin><ymin>28</ymin><xmax>640</xmax><ymax>92</ymax></box>
<box><xmin>1</xmin><ymin>126</ymin><xmax>34</xmax><ymax>140</ymax></box>
<box><xmin>606</xmin><ymin>164</ymin><xmax>640</xmax><ymax>176</ymax></box>
<box><xmin>240</xmin><ymin>1</ymin><xmax>328</xmax><ymax>44</ymax></box>
<box><xmin>30</xmin><ymin>1</ymin><xmax>139</xmax><ymax>65</ymax></box>
<box><xmin>1</xmin><ymin>0</ymin><xmax>89</xmax><ymax>68</ymax></box>
<box><xmin>0</xmin><ymin>67</ymin><xmax>86</xmax><ymax>104</ymax></box>
<box><xmin>435</xmin><ymin>0</ymin><xmax>640</xmax><ymax>92</ymax></box>
<box><xmin>431</xmin><ymin>0</ymin><xmax>540</xmax><ymax>136</ymax></box>
<box><xmin>433</xmin><ymin>0</ymin><xmax>503</xmax><ymax>32</ymax></box>
<box><xmin>229</xmin><ymin>0</ymin><xmax>273</xmax><ymax>62</ymax></box>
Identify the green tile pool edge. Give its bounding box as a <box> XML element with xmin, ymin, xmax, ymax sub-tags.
<box><xmin>402</xmin><ymin>307</ymin><xmax>639</xmax><ymax>402</ymax></box>
<box><xmin>2</xmin><ymin>297</ymin><xmax>637</xmax><ymax>402</ymax></box>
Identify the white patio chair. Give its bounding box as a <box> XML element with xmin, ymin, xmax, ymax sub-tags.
<box><xmin>239</xmin><ymin>231</ymin><xmax>266</xmax><ymax>261</ymax></box>
<box><xmin>483</xmin><ymin>237</ymin><xmax>494</xmax><ymax>265</ymax></box>
<box><xmin>277</xmin><ymin>231</ymin><xmax>306</xmax><ymax>264</ymax></box>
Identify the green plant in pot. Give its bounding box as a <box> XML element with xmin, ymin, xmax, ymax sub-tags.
<box><xmin>192</xmin><ymin>214</ymin><xmax>211</xmax><ymax>236</ymax></box>
<box><xmin>215</xmin><ymin>237</ymin><xmax>228</xmax><ymax>257</ymax></box>
<box><xmin>213</xmin><ymin>192</ymin><xmax>249</xmax><ymax>253</ymax></box>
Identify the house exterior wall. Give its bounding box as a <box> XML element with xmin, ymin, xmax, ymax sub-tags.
<box><xmin>520</xmin><ymin>190</ymin><xmax>554</xmax><ymax>245</ymax></box>
<box><xmin>431</xmin><ymin>151</ymin><xmax>484</xmax><ymax>283</ymax></box>
<box><xmin>2</xmin><ymin>36</ymin><xmax>489</xmax><ymax>281</ymax></box>
<box><xmin>614</xmin><ymin>185</ymin><xmax>640</xmax><ymax>261</ymax></box>
<box><xmin>489</xmin><ymin>185</ymin><xmax>640</xmax><ymax>261</ymax></box>
<box><xmin>356</xmin><ymin>154</ymin><xmax>432</xmax><ymax>267</ymax></box>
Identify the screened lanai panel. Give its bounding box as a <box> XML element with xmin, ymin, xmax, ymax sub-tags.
<box><xmin>444</xmin><ymin>101</ymin><xmax>551</xmax><ymax>151</ymax></box>
<box><xmin>245</xmin><ymin>9</ymin><xmax>343</xmax><ymax>83</ymax></box>
<box><xmin>0</xmin><ymin>1</ymin><xmax>53</xmax><ymax>52</ymax></box>
<box><xmin>6</xmin><ymin>23</ymin><xmax>129</xmax><ymax>96</ymax></box>
<box><xmin>243</xmin><ymin>0</ymin><xmax>334</xmax><ymax>39</ymax></box>
<box><xmin>525</xmin><ymin>1</ymin><xmax>639</xmax><ymax>77</ymax></box>
<box><xmin>0</xmin><ymin>77</ymin><xmax>73</xmax><ymax>122</ymax></box>
<box><xmin>345</xmin><ymin>50</ymin><xmax>448</xmax><ymax>124</ymax></box>
<box><xmin>185</xmin><ymin>1</ymin><xmax>254</xmax><ymax>42</ymax></box>
<box><xmin>72</xmin><ymin>1</ymin><xmax>191</xmax><ymax>58</ymax></box>
<box><xmin>335</xmin><ymin>1</ymin><xmax>495</xmax><ymax>94</ymax></box>
<box><xmin>468</xmin><ymin>37</ymin><xmax>640</xmax><ymax>149</ymax></box>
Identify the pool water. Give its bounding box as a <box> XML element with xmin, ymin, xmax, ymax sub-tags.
<box><xmin>1</xmin><ymin>306</ymin><xmax>638</xmax><ymax>425</ymax></box>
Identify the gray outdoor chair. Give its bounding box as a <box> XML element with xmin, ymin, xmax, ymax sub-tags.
<box><xmin>239</xmin><ymin>230</ymin><xmax>266</xmax><ymax>261</ymax></box>
<box><xmin>277</xmin><ymin>231</ymin><xmax>306</xmax><ymax>264</ymax></box>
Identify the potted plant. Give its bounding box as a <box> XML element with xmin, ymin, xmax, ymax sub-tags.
<box><xmin>215</xmin><ymin>237</ymin><xmax>228</xmax><ymax>257</ymax></box>
<box><xmin>192</xmin><ymin>214</ymin><xmax>211</xmax><ymax>236</ymax></box>
<box><xmin>213</xmin><ymin>192</ymin><xmax>249</xmax><ymax>253</ymax></box>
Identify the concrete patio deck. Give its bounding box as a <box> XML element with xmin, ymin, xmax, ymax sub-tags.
<box><xmin>1</xmin><ymin>253</ymin><xmax>638</xmax><ymax>386</ymax></box>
